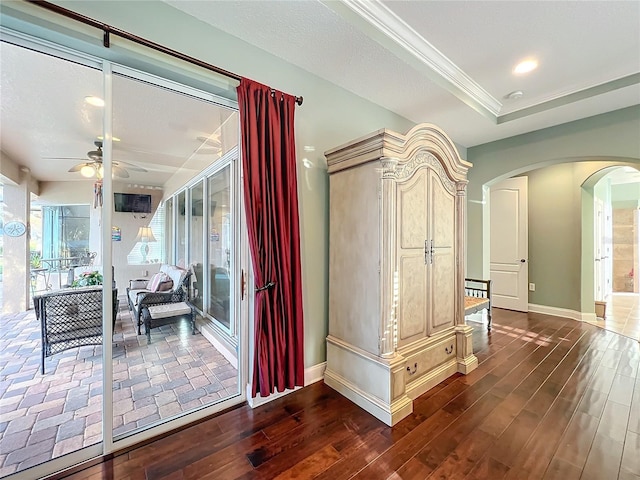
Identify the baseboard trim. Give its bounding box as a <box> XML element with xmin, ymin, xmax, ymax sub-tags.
<box><xmin>247</xmin><ymin>362</ymin><xmax>327</xmax><ymax>409</ymax></box>
<box><xmin>528</xmin><ymin>304</ymin><xmax>596</xmax><ymax>322</ymax></box>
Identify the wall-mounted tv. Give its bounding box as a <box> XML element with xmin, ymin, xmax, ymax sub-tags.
<box><xmin>114</xmin><ymin>193</ymin><xmax>152</xmax><ymax>213</ymax></box>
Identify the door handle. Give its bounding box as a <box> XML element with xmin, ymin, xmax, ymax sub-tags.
<box><xmin>520</xmin><ymin>259</ymin><xmax>526</xmax><ymax>263</ymax></box>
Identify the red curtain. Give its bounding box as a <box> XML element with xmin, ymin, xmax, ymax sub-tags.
<box><xmin>237</xmin><ymin>78</ymin><xmax>304</xmax><ymax>397</ymax></box>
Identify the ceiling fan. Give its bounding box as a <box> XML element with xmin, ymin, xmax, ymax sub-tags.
<box><xmin>55</xmin><ymin>141</ymin><xmax>148</xmax><ymax>179</ymax></box>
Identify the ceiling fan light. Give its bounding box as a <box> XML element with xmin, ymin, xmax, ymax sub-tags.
<box><xmin>80</xmin><ymin>164</ymin><xmax>95</xmax><ymax>177</ymax></box>
<box><xmin>97</xmin><ymin>164</ymin><xmax>104</xmax><ymax>178</ymax></box>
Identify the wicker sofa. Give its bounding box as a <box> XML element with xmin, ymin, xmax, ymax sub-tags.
<box><xmin>34</xmin><ymin>286</ymin><xmax>118</xmax><ymax>374</ymax></box>
<box><xmin>126</xmin><ymin>264</ymin><xmax>192</xmax><ymax>335</ymax></box>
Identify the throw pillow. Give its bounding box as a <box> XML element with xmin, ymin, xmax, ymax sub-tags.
<box><xmin>157</xmin><ymin>277</ymin><xmax>174</xmax><ymax>291</ymax></box>
<box><xmin>148</xmin><ymin>272</ymin><xmax>172</xmax><ymax>292</ymax></box>
<box><xmin>147</xmin><ymin>273</ymin><xmax>163</xmax><ymax>292</ymax></box>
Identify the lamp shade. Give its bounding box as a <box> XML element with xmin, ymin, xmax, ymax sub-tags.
<box><xmin>135</xmin><ymin>226</ymin><xmax>157</xmax><ymax>243</ymax></box>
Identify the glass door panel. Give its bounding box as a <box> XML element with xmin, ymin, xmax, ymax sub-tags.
<box><xmin>177</xmin><ymin>191</ymin><xmax>187</xmax><ymax>268</ymax></box>
<box><xmin>165</xmin><ymin>198</ymin><xmax>174</xmax><ymax>265</ymax></box>
<box><xmin>110</xmin><ymin>70</ymin><xmax>240</xmax><ymax>441</ymax></box>
<box><xmin>190</xmin><ymin>182</ymin><xmax>204</xmax><ymax>311</ymax></box>
<box><xmin>0</xmin><ymin>41</ymin><xmax>104</xmax><ymax>478</ymax></box>
<box><xmin>207</xmin><ymin>166</ymin><xmax>232</xmax><ymax>330</ymax></box>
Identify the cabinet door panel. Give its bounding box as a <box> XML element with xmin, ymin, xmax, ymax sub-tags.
<box><xmin>429</xmin><ymin>170</ymin><xmax>456</xmax><ymax>333</ymax></box>
<box><xmin>399</xmin><ymin>173</ymin><xmax>427</xmax><ymax>250</ymax></box>
<box><xmin>397</xmin><ymin>171</ymin><xmax>429</xmax><ymax>347</ymax></box>
<box><xmin>398</xmin><ymin>254</ymin><xmax>427</xmax><ymax>345</ymax></box>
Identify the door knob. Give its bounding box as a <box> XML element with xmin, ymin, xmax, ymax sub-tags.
<box><xmin>520</xmin><ymin>259</ymin><xmax>526</xmax><ymax>263</ymax></box>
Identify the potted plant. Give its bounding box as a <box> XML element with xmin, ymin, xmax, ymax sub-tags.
<box><xmin>72</xmin><ymin>271</ymin><xmax>103</xmax><ymax>287</ymax></box>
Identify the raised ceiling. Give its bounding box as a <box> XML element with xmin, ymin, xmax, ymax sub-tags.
<box><xmin>168</xmin><ymin>0</ymin><xmax>640</xmax><ymax>147</ymax></box>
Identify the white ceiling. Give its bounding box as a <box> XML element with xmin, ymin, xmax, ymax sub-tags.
<box><xmin>0</xmin><ymin>40</ymin><xmax>238</xmax><ymax>187</ymax></box>
<box><xmin>1</xmin><ymin>1</ymin><xmax>639</xmax><ymax>187</ymax></box>
<box><xmin>168</xmin><ymin>0</ymin><xmax>640</xmax><ymax>147</ymax></box>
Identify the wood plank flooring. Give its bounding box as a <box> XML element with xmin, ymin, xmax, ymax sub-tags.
<box><xmin>57</xmin><ymin>309</ymin><xmax>640</xmax><ymax>480</ymax></box>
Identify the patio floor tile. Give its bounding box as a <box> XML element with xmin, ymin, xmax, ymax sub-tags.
<box><xmin>0</xmin><ymin>302</ymin><xmax>238</xmax><ymax>476</ymax></box>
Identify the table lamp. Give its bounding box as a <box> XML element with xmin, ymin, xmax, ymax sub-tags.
<box><xmin>135</xmin><ymin>226</ymin><xmax>157</xmax><ymax>263</ymax></box>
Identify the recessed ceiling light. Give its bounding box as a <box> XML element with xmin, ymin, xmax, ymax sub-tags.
<box><xmin>513</xmin><ymin>59</ymin><xmax>538</xmax><ymax>75</ymax></box>
<box><xmin>505</xmin><ymin>90</ymin><xmax>524</xmax><ymax>100</ymax></box>
<box><xmin>84</xmin><ymin>96</ymin><xmax>105</xmax><ymax>107</ymax></box>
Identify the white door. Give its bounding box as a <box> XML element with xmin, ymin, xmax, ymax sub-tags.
<box><xmin>594</xmin><ymin>198</ymin><xmax>605</xmax><ymax>301</ymax></box>
<box><xmin>490</xmin><ymin>177</ymin><xmax>528</xmax><ymax>311</ymax></box>
<box><xmin>604</xmin><ymin>202</ymin><xmax>613</xmax><ymax>298</ymax></box>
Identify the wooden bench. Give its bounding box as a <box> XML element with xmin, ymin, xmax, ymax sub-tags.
<box><xmin>464</xmin><ymin>278</ymin><xmax>492</xmax><ymax>331</ymax></box>
<box><xmin>141</xmin><ymin>301</ymin><xmax>195</xmax><ymax>343</ymax></box>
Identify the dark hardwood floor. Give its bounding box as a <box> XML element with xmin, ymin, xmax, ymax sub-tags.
<box><xmin>59</xmin><ymin>309</ymin><xmax>640</xmax><ymax>480</ymax></box>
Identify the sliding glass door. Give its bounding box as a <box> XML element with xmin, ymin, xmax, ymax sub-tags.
<box><xmin>0</xmin><ymin>38</ymin><xmax>105</xmax><ymax>478</ymax></box>
<box><xmin>110</xmin><ymin>68</ymin><xmax>242</xmax><ymax>441</ymax></box>
<box><xmin>0</xmin><ymin>28</ymin><xmax>244</xmax><ymax>480</ymax></box>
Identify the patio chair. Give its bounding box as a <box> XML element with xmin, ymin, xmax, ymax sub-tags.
<box><xmin>126</xmin><ymin>264</ymin><xmax>192</xmax><ymax>335</ymax></box>
<box><xmin>34</xmin><ymin>286</ymin><xmax>118</xmax><ymax>374</ymax></box>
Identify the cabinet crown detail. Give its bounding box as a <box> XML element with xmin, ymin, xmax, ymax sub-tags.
<box><xmin>393</xmin><ymin>152</ymin><xmax>456</xmax><ymax>194</ymax></box>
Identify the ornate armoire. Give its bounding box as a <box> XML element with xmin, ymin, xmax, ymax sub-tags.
<box><xmin>324</xmin><ymin>124</ymin><xmax>477</xmax><ymax>426</ymax></box>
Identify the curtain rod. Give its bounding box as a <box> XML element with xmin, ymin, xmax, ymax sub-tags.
<box><xmin>28</xmin><ymin>0</ymin><xmax>304</xmax><ymax>106</ymax></box>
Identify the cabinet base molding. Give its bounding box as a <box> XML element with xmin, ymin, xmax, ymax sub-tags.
<box><xmin>405</xmin><ymin>359</ymin><xmax>458</xmax><ymax>400</ymax></box>
<box><xmin>324</xmin><ymin>369</ymin><xmax>413</xmax><ymax>426</ymax></box>
<box><xmin>457</xmin><ymin>355</ymin><xmax>479</xmax><ymax>374</ymax></box>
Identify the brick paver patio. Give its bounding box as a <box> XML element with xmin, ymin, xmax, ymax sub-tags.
<box><xmin>0</xmin><ymin>300</ymin><xmax>238</xmax><ymax>477</ymax></box>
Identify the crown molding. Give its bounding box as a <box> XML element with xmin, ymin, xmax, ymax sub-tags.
<box><xmin>330</xmin><ymin>0</ymin><xmax>502</xmax><ymax>120</ymax></box>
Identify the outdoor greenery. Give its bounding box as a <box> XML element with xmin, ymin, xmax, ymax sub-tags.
<box><xmin>71</xmin><ymin>271</ymin><xmax>103</xmax><ymax>287</ymax></box>
<box><xmin>30</xmin><ymin>251</ymin><xmax>42</xmax><ymax>269</ymax></box>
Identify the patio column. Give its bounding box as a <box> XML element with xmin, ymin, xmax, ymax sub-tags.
<box><xmin>2</xmin><ymin>165</ymin><xmax>34</xmax><ymax>314</ymax></box>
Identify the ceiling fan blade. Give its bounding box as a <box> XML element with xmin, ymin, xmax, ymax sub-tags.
<box><xmin>68</xmin><ymin>163</ymin><xmax>85</xmax><ymax>173</ymax></box>
<box><xmin>113</xmin><ymin>165</ymin><xmax>130</xmax><ymax>178</ymax></box>
<box><xmin>114</xmin><ymin>160</ymin><xmax>147</xmax><ymax>172</ymax></box>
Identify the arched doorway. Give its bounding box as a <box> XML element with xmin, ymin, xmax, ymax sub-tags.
<box><xmin>584</xmin><ymin>165</ymin><xmax>640</xmax><ymax>339</ymax></box>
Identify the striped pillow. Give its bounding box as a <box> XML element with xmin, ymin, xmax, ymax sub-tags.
<box><xmin>147</xmin><ymin>273</ymin><xmax>169</xmax><ymax>292</ymax></box>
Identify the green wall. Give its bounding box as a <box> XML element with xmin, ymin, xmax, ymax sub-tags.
<box><xmin>468</xmin><ymin>107</ymin><xmax>640</xmax><ymax>313</ymax></box>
